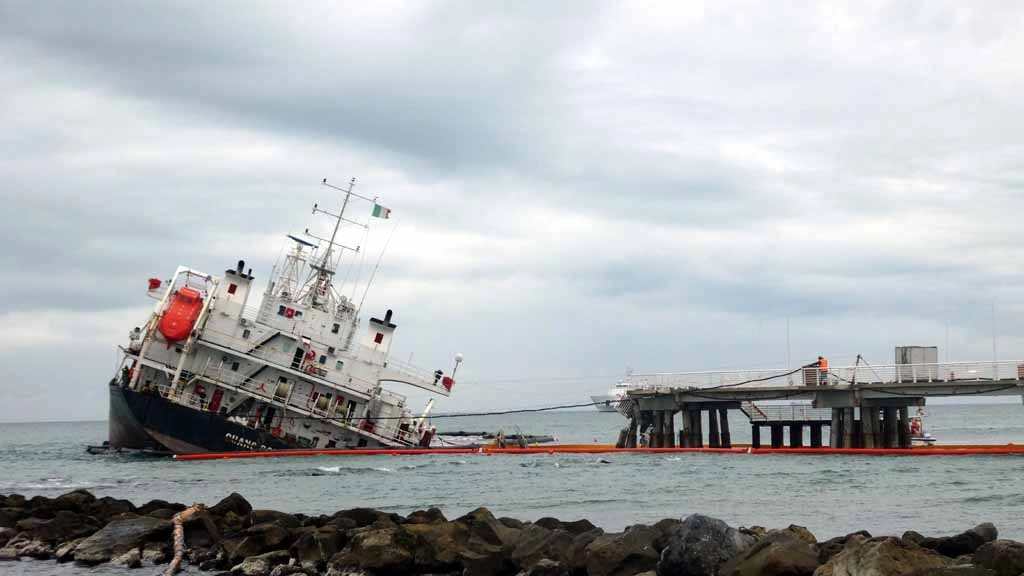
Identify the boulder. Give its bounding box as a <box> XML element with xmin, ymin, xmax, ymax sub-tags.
<box><xmin>973</xmin><ymin>540</ymin><xmax>1024</xmax><ymax>576</ymax></box>
<box><xmin>111</xmin><ymin>547</ymin><xmax>142</xmax><ymax>568</ymax></box>
<box><xmin>814</xmin><ymin>536</ymin><xmax>950</xmax><ymax>576</ymax></box>
<box><xmin>141</xmin><ymin>539</ymin><xmax>172</xmax><ymax>565</ymax></box>
<box><xmin>585</xmin><ymin>525</ymin><xmax>660</xmax><ymax>576</ymax></box>
<box><xmin>568</xmin><ymin>528</ymin><xmax>604</xmax><ymax>573</ymax></box>
<box><xmin>0</xmin><ymin>508</ymin><xmax>27</xmax><ymax>529</ymax></box>
<box><xmin>330</xmin><ymin>507</ymin><xmax>403</xmax><ymax>529</ymax></box>
<box><xmin>221</xmin><ymin>522</ymin><xmax>294</xmax><ymax>564</ymax></box>
<box><xmin>0</xmin><ymin>536</ymin><xmax>53</xmax><ymax>560</ymax></box>
<box><xmin>55</xmin><ymin>537</ymin><xmax>85</xmax><ymax>563</ymax></box>
<box><xmin>231</xmin><ymin>549</ymin><xmax>291</xmax><ymax>576</ymax></box>
<box><xmin>818</xmin><ymin>531</ymin><xmax>872</xmax><ymax>564</ymax></box>
<box><xmin>650</xmin><ymin>519</ymin><xmax>682</xmax><ymax>552</ymax></box>
<box><xmin>210</xmin><ymin>493</ymin><xmax>254</xmax><ymax>519</ymax></box>
<box><xmin>403</xmin><ymin>519</ymin><xmax>471</xmax><ymax>570</ymax></box>
<box><xmin>251</xmin><ymin>510</ymin><xmax>302</xmax><ymax>530</ymax></box>
<box><xmin>657</xmin><ymin>514</ymin><xmax>755</xmax><ymax>576</ymax></box>
<box><xmin>0</xmin><ymin>527</ymin><xmax>14</xmax><ymax>547</ymax></box>
<box><xmin>16</xmin><ymin>510</ymin><xmax>101</xmax><ymax>543</ymax></box>
<box><xmin>72</xmin><ymin>515</ymin><xmax>172</xmax><ymax>565</ymax></box>
<box><xmin>92</xmin><ymin>496</ymin><xmax>137</xmax><ymax>520</ymax></box>
<box><xmin>457</xmin><ymin>507</ymin><xmax>524</xmax><ymax>552</ymax></box>
<box><xmin>564</xmin><ymin>519</ymin><xmax>598</xmax><ymax>536</ymax></box>
<box><xmin>533</xmin><ymin>518</ymin><xmax>564</xmax><ymax>531</ymax></box>
<box><xmin>721</xmin><ymin>530</ymin><xmax>820</xmax><ymax>576</ymax></box>
<box><xmin>292</xmin><ymin>525</ymin><xmax>345</xmax><ymax>572</ymax></box>
<box><xmin>903</xmin><ymin>524</ymin><xmax>999</xmax><ymax>558</ymax></box>
<box><xmin>405</xmin><ymin>508</ymin><xmax>447</xmax><ymax>525</ymax></box>
<box><xmin>5</xmin><ymin>495</ymin><xmax>26</xmax><ymax>509</ymax></box>
<box><xmin>137</xmin><ymin>498</ymin><xmax>187</xmax><ymax>516</ymax></box>
<box><xmin>500</xmin><ymin>517</ymin><xmax>528</xmax><ymax>530</ymax></box>
<box><xmin>509</xmin><ymin>525</ymin><xmax>574</xmax><ymax>570</ymax></box>
<box><xmin>328</xmin><ymin>525</ymin><xmax>415</xmax><ymax>574</ymax></box>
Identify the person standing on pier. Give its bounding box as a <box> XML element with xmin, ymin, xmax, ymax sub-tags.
<box><xmin>817</xmin><ymin>356</ymin><xmax>829</xmax><ymax>385</ymax></box>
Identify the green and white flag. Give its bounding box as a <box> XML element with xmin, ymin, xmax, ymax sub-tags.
<box><xmin>372</xmin><ymin>203</ymin><xmax>391</xmax><ymax>219</ymax></box>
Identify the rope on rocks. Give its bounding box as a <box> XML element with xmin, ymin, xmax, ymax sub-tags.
<box><xmin>163</xmin><ymin>503</ymin><xmax>206</xmax><ymax>576</ymax></box>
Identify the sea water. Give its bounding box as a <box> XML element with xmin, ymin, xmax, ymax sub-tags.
<box><xmin>2</xmin><ymin>404</ymin><xmax>1023</xmax><ymax>574</ymax></box>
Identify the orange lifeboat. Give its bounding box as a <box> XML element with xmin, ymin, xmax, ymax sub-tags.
<box><xmin>159</xmin><ymin>287</ymin><xmax>204</xmax><ymax>343</ymax></box>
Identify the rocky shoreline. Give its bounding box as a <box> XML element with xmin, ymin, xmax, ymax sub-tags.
<box><xmin>1</xmin><ymin>491</ymin><xmax>1022</xmax><ymax>576</ymax></box>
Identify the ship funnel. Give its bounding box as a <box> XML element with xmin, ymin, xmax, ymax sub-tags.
<box><xmin>237</xmin><ymin>260</ymin><xmax>245</xmax><ymax>274</ymax></box>
<box><xmin>384</xmin><ymin>309</ymin><xmax>393</xmax><ymax>324</ymax></box>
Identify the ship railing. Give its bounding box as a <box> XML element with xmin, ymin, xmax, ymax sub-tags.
<box><xmin>197</xmin><ymin>325</ymin><xmax>380</xmax><ymax>395</ymax></box>
<box><xmin>628</xmin><ymin>360</ymin><xmax>1024</xmax><ymax>391</ymax></box>
<box><xmin>158</xmin><ymin>376</ymin><xmax>419</xmax><ymax>447</ymax></box>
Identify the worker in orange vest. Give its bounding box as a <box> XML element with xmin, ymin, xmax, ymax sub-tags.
<box><xmin>817</xmin><ymin>356</ymin><xmax>829</xmax><ymax>385</ymax></box>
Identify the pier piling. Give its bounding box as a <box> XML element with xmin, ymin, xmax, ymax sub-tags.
<box><xmin>665</xmin><ymin>410</ymin><xmax>676</xmax><ymax>448</ymax></box>
<box><xmin>751</xmin><ymin>425</ymin><xmax>761</xmax><ymax>448</ymax></box>
<box><xmin>770</xmin><ymin>424</ymin><xmax>783</xmax><ymax>448</ymax></box>
<box><xmin>692</xmin><ymin>410</ymin><xmax>704</xmax><ymax>448</ymax></box>
<box><xmin>809</xmin><ymin>423</ymin><xmax>822</xmax><ymax>447</ymax></box>
<box><xmin>830</xmin><ymin>408</ymin><xmax>842</xmax><ymax>448</ymax></box>
<box><xmin>842</xmin><ymin>407</ymin><xmax>854</xmax><ymax>449</ymax></box>
<box><xmin>708</xmin><ymin>409</ymin><xmax>721</xmax><ymax>448</ymax></box>
<box><xmin>719</xmin><ymin>408</ymin><xmax>732</xmax><ymax>448</ymax></box>
<box><xmin>680</xmin><ymin>407</ymin><xmax>692</xmax><ymax>447</ymax></box>
<box><xmin>789</xmin><ymin>424</ymin><xmax>803</xmax><ymax>448</ymax></box>
<box><xmin>652</xmin><ymin>410</ymin><xmax>664</xmax><ymax>448</ymax></box>
<box><xmin>898</xmin><ymin>406</ymin><xmax>911</xmax><ymax>449</ymax></box>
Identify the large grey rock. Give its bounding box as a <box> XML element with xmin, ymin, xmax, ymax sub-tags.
<box><xmin>509</xmin><ymin>525</ymin><xmax>573</xmax><ymax>570</ymax></box>
<box><xmin>231</xmin><ymin>549</ymin><xmax>291</xmax><ymax>576</ymax></box>
<box><xmin>328</xmin><ymin>525</ymin><xmax>415</xmax><ymax>573</ymax></box>
<box><xmin>818</xmin><ymin>531</ymin><xmax>872</xmax><ymax>564</ymax></box>
<box><xmin>291</xmin><ymin>525</ymin><xmax>344</xmax><ymax>572</ymax></box>
<box><xmin>405</xmin><ymin>507</ymin><xmax>447</xmax><ymax>525</ymax></box>
<box><xmin>16</xmin><ymin>510</ymin><xmax>101</xmax><ymax>543</ymax></box>
<box><xmin>721</xmin><ymin>529</ymin><xmax>820</xmax><ymax>576</ymax></box>
<box><xmin>903</xmin><ymin>524</ymin><xmax>999</xmax><ymax>558</ymax></box>
<box><xmin>814</xmin><ymin>536</ymin><xmax>950</xmax><ymax>576</ymax></box>
<box><xmin>585</xmin><ymin>525</ymin><xmax>660</xmax><ymax>576</ymax></box>
<box><xmin>974</xmin><ymin>540</ymin><xmax>1024</xmax><ymax>576</ymax></box>
<box><xmin>111</xmin><ymin>547</ymin><xmax>142</xmax><ymax>568</ymax></box>
<box><xmin>0</xmin><ymin>527</ymin><xmax>14</xmax><ymax>547</ymax></box>
<box><xmin>220</xmin><ymin>521</ymin><xmax>294</xmax><ymax>564</ymax></box>
<box><xmin>210</xmin><ymin>493</ymin><xmax>254</xmax><ymax>519</ymax></box>
<box><xmin>657</xmin><ymin>514</ymin><xmax>755</xmax><ymax>576</ymax></box>
<box><xmin>72</xmin><ymin>515</ymin><xmax>172</xmax><ymax>565</ymax></box>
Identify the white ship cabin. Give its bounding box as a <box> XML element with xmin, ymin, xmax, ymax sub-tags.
<box><xmin>128</xmin><ymin>250</ymin><xmax>456</xmax><ymax>448</ymax></box>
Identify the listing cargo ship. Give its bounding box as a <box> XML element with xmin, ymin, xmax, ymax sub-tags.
<box><xmin>107</xmin><ymin>179</ymin><xmax>462</xmax><ymax>454</ymax></box>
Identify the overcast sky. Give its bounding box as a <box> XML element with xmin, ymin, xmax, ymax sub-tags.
<box><xmin>1</xmin><ymin>2</ymin><xmax>1023</xmax><ymax>422</ymax></box>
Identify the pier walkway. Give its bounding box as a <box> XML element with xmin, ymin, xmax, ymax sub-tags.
<box><xmin>615</xmin><ymin>360</ymin><xmax>1024</xmax><ymax>450</ymax></box>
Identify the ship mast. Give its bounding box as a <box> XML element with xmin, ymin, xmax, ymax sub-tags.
<box><xmin>298</xmin><ymin>178</ymin><xmax>376</xmax><ymax>312</ymax></box>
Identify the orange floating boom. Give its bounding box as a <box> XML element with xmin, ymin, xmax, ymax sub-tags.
<box><xmin>172</xmin><ymin>443</ymin><xmax>1024</xmax><ymax>461</ymax></box>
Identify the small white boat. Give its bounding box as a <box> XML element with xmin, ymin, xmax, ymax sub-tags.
<box><xmin>591</xmin><ymin>376</ymin><xmax>643</xmax><ymax>413</ymax></box>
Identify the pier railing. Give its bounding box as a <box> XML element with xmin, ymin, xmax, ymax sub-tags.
<box><xmin>628</xmin><ymin>360</ymin><xmax>1024</xmax><ymax>391</ymax></box>
<box><xmin>740</xmin><ymin>401</ymin><xmax>832</xmax><ymax>423</ymax></box>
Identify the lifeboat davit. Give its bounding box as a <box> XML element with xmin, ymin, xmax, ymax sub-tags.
<box><xmin>159</xmin><ymin>287</ymin><xmax>204</xmax><ymax>343</ymax></box>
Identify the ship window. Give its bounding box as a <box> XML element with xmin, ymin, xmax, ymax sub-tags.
<box><xmin>335</xmin><ymin>360</ymin><xmax>344</xmax><ymax>370</ymax></box>
<box><xmin>231</xmin><ymin>361</ymin><xmax>240</xmax><ymax>371</ymax></box>
<box><xmin>294</xmin><ymin>310</ymin><xmax>303</xmax><ymax>318</ymax></box>
<box><xmin>374</xmin><ymin>332</ymin><xmax>384</xmax><ymax>344</ymax></box>
<box><xmin>277</xmin><ymin>305</ymin><xmax>286</xmax><ymax>316</ymax></box>
<box><xmin>319</xmin><ymin>355</ymin><xmax>327</xmax><ymax>364</ymax></box>
<box><xmin>227</xmin><ymin>283</ymin><xmax>238</xmax><ymax>295</ymax></box>
<box><xmin>331</xmin><ymin>323</ymin><xmax>340</xmax><ymax>334</ymax></box>
<box><xmin>242</xmin><ymin>328</ymin><xmax>251</xmax><ymax>339</ymax></box>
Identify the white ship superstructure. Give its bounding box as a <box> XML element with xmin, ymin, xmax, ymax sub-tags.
<box><xmin>108</xmin><ymin>179</ymin><xmax>461</xmax><ymax>453</ymax></box>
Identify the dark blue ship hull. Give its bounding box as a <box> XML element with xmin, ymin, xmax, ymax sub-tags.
<box><xmin>108</xmin><ymin>383</ymin><xmax>292</xmax><ymax>454</ymax></box>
